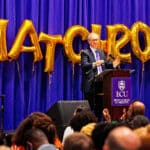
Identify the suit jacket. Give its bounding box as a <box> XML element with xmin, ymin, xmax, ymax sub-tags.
<box><xmin>81</xmin><ymin>48</ymin><xmax>113</xmax><ymax>94</ymax></box>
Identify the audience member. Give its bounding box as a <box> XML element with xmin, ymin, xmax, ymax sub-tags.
<box><xmin>0</xmin><ymin>145</ymin><xmax>10</xmax><ymax>150</ymax></box>
<box><xmin>62</xmin><ymin>105</ymin><xmax>90</xmax><ymax>144</ymax></box>
<box><xmin>134</xmin><ymin>124</ymin><xmax>150</xmax><ymax>150</ymax></box>
<box><xmin>69</xmin><ymin>109</ymin><xmax>98</xmax><ymax>132</ymax></box>
<box><xmin>80</xmin><ymin>123</ymin><xmax>96</xmax><ymax>136</ymax></box>
<box><xmin>126</xmin><ymin>100</ymin><xmax>145</xmax><ymax>121</ymax></box>
<box><xmin>92</xmin><ymin>122</ymin><xmax>110</xmax><ymax>150</ymax></box>
<box><xmin>103</xmin><ymin>126</ymin><xmax>141</xmax><ymax>150</ymax></box>
<box><xmin>103</xmin><ymin>100</ymin><xmax>146</xmax><ymax>122</ymax></box>
<box><xmin>64</xmin><ymin>132</ymin><xmax>94</xmax><ymax>150</ymax></box>
<box><xmin>91</xmin><ymin>121</ymin><xmax>129</xmax><ymax>150</ymax></box>
<box><xmin>23</xmin><ymin>128</ymin><xmax>58</xmax><ymax>150</ymax></box>
<box><xmin>131</xmin><ymin>115</ymin><xmax>149</xmax><ymax>129</ymax></box>
<box><xmin>11</xmin><ymin>112</ymin><xmax>62</xmax><ymax>150</ymax></box>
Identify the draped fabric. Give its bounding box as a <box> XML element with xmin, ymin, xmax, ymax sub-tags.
<box><xmin>0</xmin><ymin>0</ymin><xmax>150</xmax><ymax>131</ymax></box>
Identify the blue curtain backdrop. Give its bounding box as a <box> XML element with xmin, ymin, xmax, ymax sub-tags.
<box><xmin>0</xmin><ymin>0</ymin><xmax>150</xmax><ymax>131</ymax></box>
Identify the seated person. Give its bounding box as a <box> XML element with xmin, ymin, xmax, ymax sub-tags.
<box><xmin>62</xmin><ymin>105</ymin><xmax>90</xmax><ymax>145</ymax></box>
<box><xmin>103</xmin><ymin>126</ymin><xmax>141</xmax><ymax>150</ymax></box>
<box><xmin>23</xmin><ymin>128</ymin><xmax>58</xmax><ymax>150</ymax></box>
<box><xmin>134</xmin><ymin>124</ymin><xmax>150</xmax><ymax>150</ymax></box>
<box><xmin>64</xmin><ymin>132</ymin><xmax>94</xmax><ymax>150</ymax></box>
<box><xmin>103</xmin><ymin>100</ymin><xmax>146</xmax><ymax>122</ymax></box>
<box><xmin>11</xmin><ymin>112</ymin><xmax>62</xmax><ymax>150</ymax></box>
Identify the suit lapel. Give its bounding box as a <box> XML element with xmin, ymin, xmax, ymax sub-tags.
<box><xmin>89</xmin><ymin>48</ymin><xmax>96</xmax><ymax>62</ymax></box>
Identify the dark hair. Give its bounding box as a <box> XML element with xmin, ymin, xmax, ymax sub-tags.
<box><xmin>70</xmin><ymin>110</ymin><xmax>98</xmax><ymax>131</ymax></box>
<box><xmin>64</xmin><ymin>132</ymin><xmax>94</xmax><ymax>150</ymax></box>
<box><xmin>23</xmin><ymin>128</ymin><xmax>48</xmax><ymax>147</ymax></box>
<box><xmin>73</xmin><ymin>105</ymin><xmax>90</xmax><ymax>115</ymax></box>
<box><xmin>131</xmin><ymin>115</ymin><xmax>149</xmax><ymax>129</ymax></box>
<box><xmin>92</xmin><ymin>121</ymin><xmax>129</xmax><ymax>150</ymax></box>
<box><xmin>12</xmin><ymin>112</ymin><xmax>58</xmax><ymax>146</ymax></box>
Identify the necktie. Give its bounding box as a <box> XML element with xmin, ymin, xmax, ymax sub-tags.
<box><xmin>95</xmin><ymin>50</ymin><xmax>102</xmax><ymax>74</ymax></box>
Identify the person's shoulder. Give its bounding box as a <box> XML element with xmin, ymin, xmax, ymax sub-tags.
<box><xmin>81</xmin><ymin>49</ymin><xmax>90</xmax><ymax>54</ymax></box>
<box><xmin>64</xmin><ymin>126</ymin><xmax>74</xmax><ymax>133</ymax></box>
<box><xmin>81</xmin><ymin>48</ymin><xmax>90</xmax><ymax>52</ymax></box>
<box><xmin>38</xmin><ymin>144</ymin><xmax>59</xmax><ymax>150</ymax></box>
<box><xmin>97</xmin><ymin>49</ymin><xmax>105</xmax><ymax>53</ymax></box>
<box><xmin>97</xmin><ymin>49</ymin><xmax>106</xmax><ymax>56</ymax></box>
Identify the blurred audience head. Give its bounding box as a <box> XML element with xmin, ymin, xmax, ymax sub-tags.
<box><xmin>103</xmin><ymin>126</ymin><xmax>141</xmax><ymax>150</ymax></box>
<box><xmin>23</xmin><ymin>128</ymin><xmax>58</xmax><ymax>150</ymax></box>
<box><xmin>92</xmin><ymin>121</ymin><xmax>127</xmax><ymax>150</ymax></box>
<box><xmin>12</xmin><ymin>112</ymin><xmax>60</xmax><ymax>148</ymax></box>
<box><xmin>134</xmin><ymin>124</ymin><xmax>150</xmax><ymax>150</ymax></box>
<box><xmin>70</xmin><ymin>109</ymin><xmax>98</xmax><ymax>131</ymax></box>
<box><xmin>64</xmin><ymin>132</ymin><xmax>94</xmax><ymax>150</ymax></box>
<box><xmin>131</xmin><ymin>115</ymin><xmax>149</xmax><ymax>129</ymax></box>
<box><xmin>127</xmin><ymin>100</ymin><xmax>145</xmax><ymax>120</ymax></box>
<box><xmin>0</xmin><ymin>145</ymin><xmax>10</xmax><ymax>150</ymax></box>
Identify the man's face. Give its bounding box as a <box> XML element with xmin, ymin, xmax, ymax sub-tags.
<box><xmin>88</xmin><ymin>35</ymin><xmax>99</xmax><ymax>49</ymax></box>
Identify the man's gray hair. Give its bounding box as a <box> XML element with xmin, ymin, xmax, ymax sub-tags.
<box><xmin>87</xmin><ymin>32</ymin><xmax>99</xmax><ymax>40</ymax></box>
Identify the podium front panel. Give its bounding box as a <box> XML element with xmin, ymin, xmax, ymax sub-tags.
<box><xmin>112</xmin><ymin>77</ymin><xmax>131</xmax><ymax>106</ymax></box>
<box><xmin>96</xmin><ymin>70</ymin><xmax>131</xmax><ymax>120</ymax></box>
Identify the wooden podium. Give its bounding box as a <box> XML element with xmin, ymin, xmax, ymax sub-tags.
<box><xmin>95</xmin><ymin>69</ymin><xmax>131</xmax><ymax>120</ymax></box>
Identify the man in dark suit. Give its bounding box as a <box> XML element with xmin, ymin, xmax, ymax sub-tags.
<box><xmin>81</xmin><ymin>32</ymin><xmax>120</xmax><ymax>119</ymax></box>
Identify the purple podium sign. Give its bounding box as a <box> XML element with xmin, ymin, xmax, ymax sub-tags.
<box><xmin>112</xmin><ymin>77</ymin><xmax>131</xmax><ymax>106</ymax></box>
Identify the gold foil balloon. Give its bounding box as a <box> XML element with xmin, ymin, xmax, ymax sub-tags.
<box><xmin>63</xmin><ymin>25</ymin><xmax>89</xmax><ymax>63</ymax></box>
<box><xmin>100</xmin><ymin>40</ymin><xmax>107</xmax><ymax>53</ymax></box>
<box><xmin>91</xmin><ymin>24</ymin><xmax>102</xmax><ymax>36</ymax></box>
<box><xmin>8</xmin><ymin>20</ymin><xmax>43</xmax><ymax>62</ymax></box>
<box><xmin>131</xmin><ymin>21</ymin><xmax>150</xmax><ymax>63</ymax></box>
<box><xmin>106</xmin><ymin>24</ymin><xmax>131</xmax><ymax>63</ymax></box>
<box><xmin>39</xmin><ymin>32</ymin><xmax>63</xmax><ymax>73</ymax></box>
<box><xmin>0</xmin><ymin>19</ymin><xmax>8</xmax><ymax>61</ymax></box>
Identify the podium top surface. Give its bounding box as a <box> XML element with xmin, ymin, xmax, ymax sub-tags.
<box><xmin>95</xmin><ymin>69</ymin><xmax>131</xmax><ymax>81</ymax></box>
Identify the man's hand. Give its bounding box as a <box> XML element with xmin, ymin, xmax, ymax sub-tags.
<box><xmin>120</xmin><ymin>108</ymin><xmax>127</xmax><ymax>120</ymax></box>
<box><xmin>113</xmin><ymin>57</ymin><xmax>120</xmax><ymax>68</ymax></box>
<box><xmin>94</xmin><ymin>60</ymin><xmax>104</xmax><ymax>67</ymax></box>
